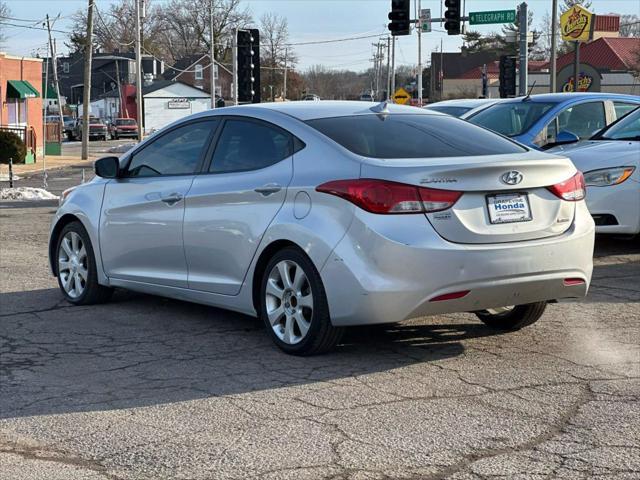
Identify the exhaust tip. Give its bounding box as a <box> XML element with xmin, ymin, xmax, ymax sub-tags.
<box><xmin>429</xmin><ymin>290</ymin><xmax>471</xmax><ymax>302</ymax></box>
<box><xmin>563</xmin><ymin>278</ymin><xmax>585</xmax><ymax>286</ymax></box>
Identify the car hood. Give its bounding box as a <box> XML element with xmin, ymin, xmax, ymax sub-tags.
<box><xmin>548</xmin><ymin>140</ymin><xmax>640</xmax><ymax>172</ymax></box>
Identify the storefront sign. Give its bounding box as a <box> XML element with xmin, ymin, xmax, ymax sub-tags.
<box><xmin>167</xmin><ymin>98</ymin><xmax>190</xmax><ymax>109</ymax></box>
<box><xmin>556</xmin><ymin>64</ymin><xmax>601</xmax><ymax>92</ymax></box>
<box><xmin>560</xmin><ymin>5</ymin><xmax>594</xmax><ymax>42</ymax></box>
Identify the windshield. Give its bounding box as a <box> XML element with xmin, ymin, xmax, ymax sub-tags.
<box><xmin>116</xmin><ymin>119</ymin><xmax>137</xmax><ymax>126</ymax></box>
<box><xmin>597</xmin><ymin>108</ymin><xmax>640</xmax><ymax>141</ymax></box>
<box><xmin>468</xmin><ymin>101</ymin><xmax>558</xmax><ymax>137</ymax></box>
<box><xmin>306</xmin><ymin>114</ymin><xmax>526</xmax><ymax>159</ymax></box>
<box><xmin>426</xmin><ymin>105</ymin><xmax>471</xmax><ymax>117</ymax></box>
<box><xmin>89</xmin><ymin>118</ymin><xmax>103</xmax><ymax>125</ymax></box>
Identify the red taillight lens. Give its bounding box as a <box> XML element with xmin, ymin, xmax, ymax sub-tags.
<box><xmin>547</xmin><ymin>171</ymin><xmax>586</xmax><ymax>201</ymax></box>
<box><xmin>316</xmin><ymin>179</ymin><xmax>462</xmax><ymax>214</ymax></box>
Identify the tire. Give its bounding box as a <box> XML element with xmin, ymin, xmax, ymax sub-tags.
<box><xmin>475</xmin><ymin>302</ymin><xmax>547</xmax><ymax>331</ymax></box>
<box><xmin>55</xmin><ymin>221</ymin><xmax>113</xmax><ymax>305</ymax></box>
<box><xmin>259</xmin><ymin>247</ymin><xmax>343</xmax><ymax>355</ymax></box>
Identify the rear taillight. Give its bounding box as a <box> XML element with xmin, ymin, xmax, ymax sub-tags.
<box><xmin>547</xmin><ymin>171</ymin><xmax>586</xmax><ymax>201</ymax></box>
<box><xmin>316</xmin><ymin>179</ymin><xmax>462</xmax><ymax>214</ymax></box>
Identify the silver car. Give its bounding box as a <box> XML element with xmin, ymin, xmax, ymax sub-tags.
<box><xmin>424</xmin><ymin>98</ymin><xmax>504</xmax><ymax>118</ymax></box>
<box><xmin>49</xmin><ymin>101</ymin><xmax>595</xmax><ymax>355</ymax></box>
<box><xmin>549</xmin><ymin>106</ymin><xmax>640</xmax><ymax>235</ymax></box>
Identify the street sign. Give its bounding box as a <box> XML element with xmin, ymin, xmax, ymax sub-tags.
<box><xmin>393</xmin><ymin>87</ymin><xmax>410</xmax><ymax>105</ymax></box>
<box><xmin>420</xmin><ymin>8</ymin><xmax>431</xmax><ymax>32</ymax></box>
<box><xmin>469</xmin><ymin>10</ymin><xmax>516</xmax><ymax>25</ymax></box>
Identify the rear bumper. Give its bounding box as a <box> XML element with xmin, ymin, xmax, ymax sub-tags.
<box><xmin>321</xmin><ymin>202</ymin><xmax>595</xmax><ymax>326</ymax></box>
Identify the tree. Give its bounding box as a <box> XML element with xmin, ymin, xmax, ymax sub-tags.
<box><xmin>462</xmin><ymin>30</ymin><xmax>503</xmax><ymax>55</ymax></box>
<box><xmin>497</xmin><ymin>8</ymin><xmax>541</xmax><ymax>57</ymax></box>
<box><xmin>260</xmin><ymin>12</ymin><xmax>297</xmax><ymax>100</ymax></box>
<box><xmin>0</xmin><ymin>131</ymin><xmax>26</xmax><ymax>165</ymax></box>
<box><xmin>561</xmin><ymin>0</ymin><xmax>592</xmax><ymax>10</ymax></box>
<box><xmin>619</xmin><ymin>14</ymin><xmax>640</xmax><ymax>38</ymax></box>
<box><xmin>0</xmin><ymin>1</ymin><xmax>10</xmax><ymax>48</ymax></box>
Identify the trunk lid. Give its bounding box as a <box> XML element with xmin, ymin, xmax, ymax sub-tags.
<box><xmin>359</xmin><ymin>151</ymin><xmax>577</xmax><ymax>244</ymax></box>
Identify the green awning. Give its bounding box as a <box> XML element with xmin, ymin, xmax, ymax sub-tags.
<box><xmin>6</xmin><ymin>80</ymin><xmax>40</xmax><ymax>99</ymax></box>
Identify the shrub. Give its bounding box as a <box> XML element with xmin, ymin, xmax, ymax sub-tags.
<box><xmin>0</xmin><ymin>130</ymin><xmax>27</xmax><ymax>164</ymax></box>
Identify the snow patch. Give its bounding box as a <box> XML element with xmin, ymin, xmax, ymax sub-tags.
<box><xmin>0</xmin><ymin>187</ymin><xmax>59</xmax><ymax>201</ymax></box>
<box><xmin>0</xmin><ymin>173</ymin><xmax>21</xmax><ymax>181</ymax></box>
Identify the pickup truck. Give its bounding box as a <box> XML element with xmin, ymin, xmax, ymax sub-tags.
<box><xmin>109</xmin><ymin>118</ymin><xmax>139</xmax><ymax>139</ymax></box>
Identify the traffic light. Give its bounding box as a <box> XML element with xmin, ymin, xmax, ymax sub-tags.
<box><xmin>499</xmin><ymin>55</ymin><xmax>517</xmax><ymax>98</ymax></box>
<box><xmin>237</xmin><ymin>29</ymin><xmax>261</xmax><ymax>103</ymax></box>
<box><xmin>388</xmin><ymin>0</ymin><xmax>410</xmax><ymax>36</ymax></box>
<box><xmin>444</xmin><ymin>0</ymin><xmax>461</xmax><ymax>35</ymax></box>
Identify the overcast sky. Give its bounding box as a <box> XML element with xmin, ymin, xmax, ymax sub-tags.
<box><xmin>2</xmin><ymin>0</ymin><xmax>638</xmax><ymax>71</ymax></box>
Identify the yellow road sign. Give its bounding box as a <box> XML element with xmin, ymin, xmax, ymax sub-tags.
<box><xmin>393</xmin><ymin>87</ymin><xmax>410</xmax><ymax>105</ymax></box>
<box><xmin>560</xmin><ymin>5</ymin><xmax>594</xmax><ymax>42</ymax></box>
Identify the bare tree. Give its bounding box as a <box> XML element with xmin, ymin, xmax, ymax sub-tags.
<box><xmin>619</xmin><ymin>14</ymin><xmax>640</xmax><ymax>38</ymax></box>
<box><xmin>0</xmin><ymin>1</ymin><xmax>10</xmax><ymax>47</ymax></box>
<box><xmin>260</xmin><ymin>12</ymin><xmax>297</xmax><ymax>100</ymax></box>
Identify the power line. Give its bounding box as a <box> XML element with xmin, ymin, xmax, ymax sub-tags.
<box><xmin>0</xmin><ymin>20</ymin><xmax>70</xmax><ymax>34</ymax></box>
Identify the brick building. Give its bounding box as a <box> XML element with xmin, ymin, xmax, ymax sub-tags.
<box><xmin>0</xmin><ymin>52</ymin><xmax>43</xmax><ymax>162</ymax></box>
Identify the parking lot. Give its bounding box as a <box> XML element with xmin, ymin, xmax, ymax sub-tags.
<box><xmin>0</xmin><ymin>168</ymin><xmax>639</xmax><ymax>479</ymax></box>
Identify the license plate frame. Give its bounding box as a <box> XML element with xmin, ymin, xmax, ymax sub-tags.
<box><xmin>486</xmin><ymin>192</ymin><xmax>533</xmax><ymax>225</ymax></box>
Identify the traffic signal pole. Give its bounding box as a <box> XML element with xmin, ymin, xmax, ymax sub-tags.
<box><xmin>417</xmin><ymin>0</ymin><xmax>422</xmax><ymax>106</ymax></box>
<box><xmin>518</xmin><ymin>2</ymin><xmax>528</xmax><ymax>96</ymax></box>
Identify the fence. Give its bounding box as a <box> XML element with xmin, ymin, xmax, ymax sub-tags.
<box><xmin>0</xmin><ymin>125</ymin><xmax>37</xmax><ymax>163</ymax></box>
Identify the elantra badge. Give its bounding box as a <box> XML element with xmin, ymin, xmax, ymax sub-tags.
<box><xmin>500</xmin><ymin>171</ymin><xmax>523</xmax><ymax>185</ymax></box>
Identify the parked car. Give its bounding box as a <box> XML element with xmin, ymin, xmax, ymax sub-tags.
<box><xmin>109</xmin><ymin>118</ymin><xmax>139</xmax><ymax>139</ymax></box>
<box><xmin>425</xmin><ymin>98</ymin><xmax>504</xmax><ymax>117</ymax></box>
<box><xmin>49</xmin><ymin>102</ymin><xmax>594</xmax><ymax>355</ymax></box>
<box><xmin>465</xmin><ymin>93</ymin><xmax>640</xmax><ymax>149</ymax></box>
<box><xmin>548</xmin><ymin>106</ymin><xmax>640</xmax><ymax>235</ymax></box>
<box><xmin>301</xmin><ymin>94</ymin><xmax>321</xmax><ymax>101</ymax></box>
<box><xmin>359</xmin><ymin>93</ymin><xmax>374</xmax><ymax>102</ymax></box>
<box><xmin>70</xmin><ymin>117</ymin><xmax>109</xmax><ymax>141</ymax></box>
<box><xmin>63</xmin><ymin>116</ymin><xmax>75</xmax><ymax>137</ymax></box>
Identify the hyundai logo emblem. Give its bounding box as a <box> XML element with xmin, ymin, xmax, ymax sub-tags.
<box><xmin>500</xmin><ymin>171</ymin><xmax>523</xmax><ymax>185</ymax></box>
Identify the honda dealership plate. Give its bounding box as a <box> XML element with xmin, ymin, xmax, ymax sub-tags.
<box><xmin>487</xmin><ymin>193</ymin><xmax>532</xmax><ymax>224</ymax></box>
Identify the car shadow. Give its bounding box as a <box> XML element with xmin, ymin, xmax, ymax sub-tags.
<box><xmin>0</xmin><ymin>288</ymin><xmax>501</xmax><ymax>420</ymax></box>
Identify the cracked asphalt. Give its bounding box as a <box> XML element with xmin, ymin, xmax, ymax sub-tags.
<box><xmin>1</xmin><ymin>185</ymin><xmax>639</xmax><ymax>479</ymax></box>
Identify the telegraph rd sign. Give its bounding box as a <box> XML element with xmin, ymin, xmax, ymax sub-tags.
<box><xmin>393</xmin><ymin>87</ymin><xmax>410</xmax><ymax>105</ymax></box>
<box><xmin>469</xmin><ymin>10</ymin><xmax>516</xmax><ymax>25</ymax></box>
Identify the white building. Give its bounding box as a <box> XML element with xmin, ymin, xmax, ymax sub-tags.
<box><xmin>141</xmin><ymin>80</ymin><xmax>211</xmax><ymax>133</ymax></box>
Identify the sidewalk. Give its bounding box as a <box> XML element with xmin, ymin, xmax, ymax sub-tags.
<box><xmin>0</xmin><ymin>155</ymin><xmax>96</xmax><ymax>177</ymax></box>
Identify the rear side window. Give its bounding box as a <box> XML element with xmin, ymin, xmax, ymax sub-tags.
<box><xmin>209</xmin><ymin>119</ymin><xmax>293</xmax><ymax>173</ymax></box>
<box><xmin>306</xmin><ymin>114</ymin><xmax>526</xmax><ymax>158</ymax></box>
<box><xmin>613</xmin><ymin>102</ymin><xmax>638</xmax><ymax>120</ymax></box>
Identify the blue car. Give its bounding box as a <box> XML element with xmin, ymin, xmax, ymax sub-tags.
<box><xmin>465</xmin><ymin>92</ymin><xmax>640</xmax><ymax>150</ymax></box>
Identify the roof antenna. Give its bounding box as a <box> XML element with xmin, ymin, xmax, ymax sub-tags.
<box><xmin>523</xmin><ymin>80</ymin><xmax>537</xmax><ymax>101</ymax></box>
<box><xmin>370</xmin><ymin>100</ymin><xmax>390</xmax><ymax>114</ymax></box>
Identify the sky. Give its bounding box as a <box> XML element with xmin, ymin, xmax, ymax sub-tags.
<box><xmin>1</xmin><ymin>0</ymin><xmax>639</xmax><ymax>71</ymax></box>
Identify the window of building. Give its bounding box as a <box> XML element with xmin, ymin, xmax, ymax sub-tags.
<box><xmin>195</xmin><ymin>64</ymin><xmax>204</xmax><ymax>80</ymax></box>
<box><xmin>62</xmin><ymin>62</ymin><xmax>70</xmax><ymax>74</ymax></box>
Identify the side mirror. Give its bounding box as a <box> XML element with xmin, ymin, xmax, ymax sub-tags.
<box><xmin>555</xmin><ymin>131</ymin><xmax>580</xmax><ymax>145</ymax></box>
<box><xmin>94</xmin><ymin>156</ymin><xmax>120</xmax><ymax>178</ymax></box>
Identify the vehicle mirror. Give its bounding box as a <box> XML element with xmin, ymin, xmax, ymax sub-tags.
<box><xmin>94</xmin><ymin>156</ymin><xmax>120</xmax><ymax>178</ymax></box>
<box><xmin>555</xmin><ymin>131</ymin><xmax>580</xmax><ymax>145</ymax></box>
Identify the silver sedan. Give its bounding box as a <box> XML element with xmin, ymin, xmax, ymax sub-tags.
<box><xmin>549</xmin><ymin>107</ymin><xmax>640</xmax><ymax>235</ymax></box>
<box><xmin>49</xmin><ymin>101</ymin><xmax>595</xmax><ymax>355</ymax></box>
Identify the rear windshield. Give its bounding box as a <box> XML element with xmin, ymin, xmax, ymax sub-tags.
<box><xmin>468</xmin><ymin>101</ymin><xmax>557</xmax><ymax>137</ymax></box>
<box><xmin>306</xmin><ymin>114</ymin><xmax>526</xmax><ymax>158</ymax></box>
<box><xmin>116</xmin><ymin>119</ymin><xmax>137</xmax><ymax>125</ymax></box>
<box><xmin>425</xmin><ymin>105</ymin><xmax>471</xmax><ymax>117</ymax></box>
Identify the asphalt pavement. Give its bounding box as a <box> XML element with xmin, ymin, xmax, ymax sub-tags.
<box><xmin>0</xmin><ymin>171</ymin><xmax>638</xmax><ymax>479</ymax></box>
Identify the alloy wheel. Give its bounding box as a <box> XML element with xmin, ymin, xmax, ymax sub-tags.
<box><xmin>265</xmin><ymin>260</ymin><xmax>313</xmax><ymax>345</ymax></box>
<box><xmin>58</xmin><ymin>231</ymin><xmax>88</xmax><ymax>299</ymax></box>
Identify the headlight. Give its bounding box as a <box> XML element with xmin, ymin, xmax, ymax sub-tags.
<box><xmin>583</xmin><ymin>167</ymin><xmax>635</xmax><ymax>187</ymax></box>
<box><xmin>59</xmin><ymin>186</ymin><xmax>77</xmax><ymax>206</ymax></box>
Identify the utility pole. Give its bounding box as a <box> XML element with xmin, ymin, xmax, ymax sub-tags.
<box><xmin>518</xmin><ymin>2</ymin><xmax>528</xmax><ymax>96</ymax></box>
<box><xmin>135</xmin><ymin>0</ymin><xmax>144</xmax><ymax>140</ymax></box>
<box><xmin>42</xmin><ymin>54</ymin><xmax>49</xmax><ymax>181</ymax></box>
<box><xmin>233</xmin><ymin>27</ymin><xmax>238</xmax><ymax>105</ymax></box>
<box><xmin>550</xmin><ymin>0</ymin><xmax>558</xmax><ymax>92</ymax></box>
<box><xmin>386</xmin><ymin>36</ymin><xmax>391</xmax><ymax>100</ymax></box>
<box><xmin>573</xmin><ymin>41</ymin><xmax>580</xmax><ymax>92</ymax></box>
<box><xmin>81</xmin><ymin>0</ymin><xmax>94</xmax><ymax>160</ymax></box>
<box><xmin>283</xmin><ymin>48</ymin><xmax>288</xmax><ymax>100</ymax></box>
<box><xmin>417</xmin><ymin>0</ymin><xmax>422</xmax><ymax>106</ymax></box>
<box><xmin>390</xmin><ymin>35</ymin><xmax>396</xmax><ymax>100</ymax></box>
<box><xmin>45</xmin><ymin>15</ymin><xmax>64</xmax><ymax>130</ymax></box>
<box><xmin>115</xmin><ymin>59</ymin><xmax>125</xmax><ymax>118</ymax></box>
<box><xmin>209</xmin><ymin>0</ymin><xmax>216</xmax><ymax>109</ymax></box>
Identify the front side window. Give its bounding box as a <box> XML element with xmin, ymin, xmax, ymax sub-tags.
<box><xmin>426</xmin><ymin>105</ymin><xmax>471</xmax><ymax>117</ymax></box>
<box><xmin>209</xmin><ymin>119</ymin><xmax>293</xmax><ymax>173</ymax></box>
<box><xmin>307</xmin><ymin>114</ymin><xmax>526</xmax><ymax>159</ymax></box>
<box><xmin>468</xmin><ymin>102</ymin><xmax>557</xmax><ymax>137</ymax></box>
<box><xmin>195</xmin><ymin>64</ymin><xmax>204</xmax><ymax>80</ymax></box>
<box><xmin>557</xmin><ymin>101</ymin><xmax>606</xmax><ymax>139</ymax></box>
<box><xmin>126</xmin><ymin>121</ymin><xmax>217</xmax><ymax>177</ymax></box>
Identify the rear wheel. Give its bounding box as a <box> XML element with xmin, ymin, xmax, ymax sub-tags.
<box><xmin>475</xmin><ymin>302</ymin><xmax>547</xmax><ymax>331</ymax></box>
<box><xmin>56</xmin><ymin>221</ymin><xmax>113</xmax><ymax>305</ymax></box>
<box><xmin>259</xmin><ymin>247</ymin><xmax>343</xmax><ymax>355</ymax></box>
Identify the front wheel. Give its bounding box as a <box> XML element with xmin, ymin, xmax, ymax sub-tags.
<box><xmin>56</xmin><ymin>221</ymin><xmax>113</xmax><ymax>305</ymax></box>
<box><xmin>259</xmin><ymin>247</ymin><xmax>343</xmax><ymax>355</ymax></box>
<box><xmin>475</xmin><ymin>302</ymin><xmax>547</xmax><ymax>331</ymax></box>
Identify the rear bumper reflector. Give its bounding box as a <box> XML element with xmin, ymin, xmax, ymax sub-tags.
<box><xmin>429</xmin><ymin>290</ymin><xmax>471</xmax><ymax>302</ymax></box>
<box><xmin>563</xmin><ymin>278</ymin><xmax>585</xmax><ymax>286</ymax></box>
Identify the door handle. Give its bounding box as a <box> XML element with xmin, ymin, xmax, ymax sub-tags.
<box><xmin>254</xmin><ymin>184</ymin><xmax>282</xmax><ymax>196</ymax></box>
<box><xmin>161</xmin><ymin>193</ymin><xmax>183</xmax><ymax>205</ymax></box>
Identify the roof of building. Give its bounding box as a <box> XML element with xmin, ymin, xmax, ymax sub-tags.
<box><xmin>553</xmin><ymin>37</ymin><xmax>640</xmax><ymax>72</ymax></box>
<box><xmin>430</xmin><ymin>51</ymin><xmax>500</xmax><ymax>80</ymax></box>
<box><xmin>141</xmin><ymin>79</ymin><xmax>211</xmax><ymax>96</ymax></box>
